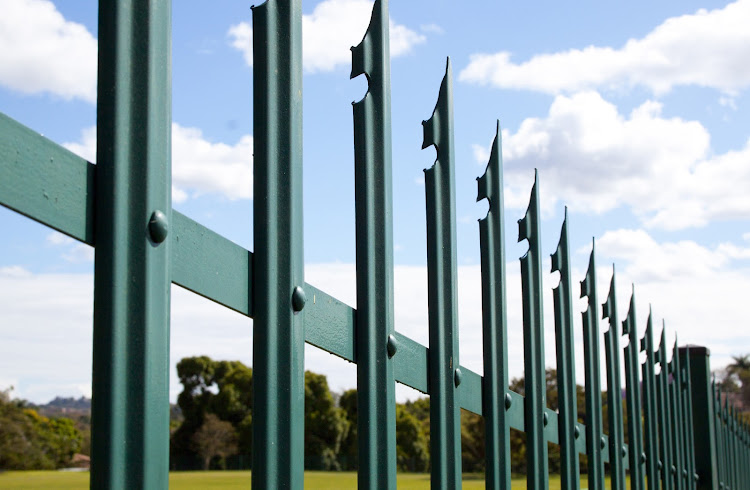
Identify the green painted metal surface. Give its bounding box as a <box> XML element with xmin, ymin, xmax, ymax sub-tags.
<box><xmin>3</xmin><ymin>2</ymin><xmax>749</xmax><ymax>487</ymax></box>
<box><xmin>581</xmin><ymin>244</ymin><xmax>605</xmax><ymax>490</ymax></box>
<box><xmin>657</xmin><ymin>327</ymin><xmax>675</xmax><ymax>490</ymax></box>
<box><xmin>623</xmin><ymin>289</ymin><xmax>645</xmax><ymax>490</ymax></box>
<box><xmin>641</xmin><ymin>311</ymin><xmax>660</xmax><ymax>490</ymax></box>
<box><xmin>422</xmin><ymin>59</ymin><xmax>462</xmax><ymax>490</ymax></box>
<box><xmin>518</xmin><ymin>173</ymin><xmax>549</xmax><ymax>490</ymax></box>
<box><xmin>551</xmin><ymin>210</ymin><xmax>581</xmax><ymax>490</ymax></box>
<box><xmin>603</xmin><ymin>269</ymin><xmax>627</xmax><ymax>490</ymax></box>
<box><xmin>250</xmin><ymin>0</ymin><xmax>306</xmax><ymax>487</ymax></box>
<box><xmin>90</xmin><ymin>1</ymin><xmax>173</xmax><ymax>488</ymax></box>
<box><xmin>682</xmin><ymin>345</ymin><xmax>716</xmax><ymax>490</ymax></box>
<box><xmin>351</xmin><ymin>1</ymin><xmax>397</xmax><ymax>487</ymax></box>
<box><xmin>477</xmin><ymin>122</ymin><xmax>511</xmax><ymax>490</ymax></box>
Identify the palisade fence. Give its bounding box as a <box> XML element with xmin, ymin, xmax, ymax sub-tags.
<box><xmin>0</xmin><ymin>1</ymin><xmax>748</xmax><ymax>489</ymax></box>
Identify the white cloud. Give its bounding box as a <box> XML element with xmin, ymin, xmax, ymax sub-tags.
<box><xmin>487</xmin><ymin>91</ymin><xmax>750</xmax><ymax>230</ymax></box>
<box><xmin>64</xmin><ymin>124</ymin><xmax>254</xmax><ymax>203</ymax></box>
<box><xmin>594</xmin><ymin>229</ymin><xmax>750</xmax><ymax>369</ymax></box>
<box><xmin>459</xmin><ymin>0</ymin><xmax>750</xmax><ymax>95</ymax></box>
<box><xmin>227</xmin><ymin>0</ymin><xmax>425</xmax><ymax>73</ymax></box>
<box><xmin>0</xmin><ymin>0</ymin><xmax>97</xmax><ymax>102</ymax></box>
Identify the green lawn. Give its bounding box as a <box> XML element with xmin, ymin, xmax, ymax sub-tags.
<box><xmin>0</xmin><ymin>470</ymin><xmax>602</xmax><ymax>488</ymax></box>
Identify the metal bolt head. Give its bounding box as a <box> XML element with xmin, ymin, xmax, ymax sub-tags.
<box><xmin>600</xmin><ymin>436</ymin><xmax>606</xmax><ymax>449</ymax></box>
<box><xmin>671</xmin><ymin>465</ymin><xmax>676</xmax><ymax>475</ymax></box>
<box><xmin>543</xmin><ymin>412</ymin><xmax>548</xmax><ymax>426</ymax></box>
<box><xmin>454</xmin><ymin>368</ymin><xmax>462</xmax><ymax>387</ymax></box>
<box><xmin>640</xmin><ymin>452</ymin><xmax>646</xmax><ymax>464</ymax></box>
<box><xmin>291</xmin><ymin>286</ymin><xmax>306</xmax><ymax>312</ymax></box>
<box><xmin>148</xmin><ymin>210</ymin><xmax>168</xmax><ymax>244</ymax></box>
<box><xmin>387</xmin><ymin>334</ymin><xmax>398</xmax><ymax>358</ymax></box>
<box><xmin>621</xmin><ymin>445</ymin><xmax>626</xmax><ymax>458</ymax></box>
<box><xmin>574</xmin><ymin>426</ymin><xmax>580</xmax><ymax>439</ymax></box>
<box><xmin>504</xmin><ymin>393</ymin><xmax>512</xmax><ymax>409</ymax></box>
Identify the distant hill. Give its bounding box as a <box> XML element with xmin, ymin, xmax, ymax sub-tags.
<box><xmin>36</xmin><ymin>396</ymin><xmax>91</xmax><ymax>418</ymax></box>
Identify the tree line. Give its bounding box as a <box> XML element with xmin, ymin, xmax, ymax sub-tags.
<box><xmin>0</xmin><ymin>388</ymin><xmax>84</xmax><ymax>470</ymax></box>
<box><xmin>3</xmin><ymin>353</ymin><xmax>748</xmax><ymax>472</ymax></box>
<box><xmin>170</xmin><ymin>356</ymin><xmax>600</xmax><ymax>473</ymax></box>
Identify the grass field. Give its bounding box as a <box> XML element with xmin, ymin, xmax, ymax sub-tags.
<box><xmin>0</xmin><ymin>470</ymin><xmax>608</xmax><ymax>489</ymax></box>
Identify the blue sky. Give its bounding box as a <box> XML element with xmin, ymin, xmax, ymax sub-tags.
<box><xmin>1</xmin><ymin>0</ymin><xmax>749</xmax><ymax>404</ymax></box>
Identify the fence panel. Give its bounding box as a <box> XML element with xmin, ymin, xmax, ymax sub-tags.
<box><xmin>2</xmin><ymin>1</ymin><xmax>750</xmax><ymax>489</ymax></box>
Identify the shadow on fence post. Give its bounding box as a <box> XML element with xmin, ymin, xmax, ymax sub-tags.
<box><xmin>680</xmin><ymin>345</ymin><xmax>718</xmax><ymax>490</ymax></box>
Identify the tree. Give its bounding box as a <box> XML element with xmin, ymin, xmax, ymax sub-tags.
<box><xmin>191</xmin><ymin>413</ymin><xmax>238</xmax><ymax>470</ymax></box>
<box><xmin>722</xmin><ymin>354</ymin><xmax>750</xmax><ymax>408</ymax></box>
<box><xmin>304</xmin><ymin>371</ymin><xmax>350</xmax><ymax>470</ymax></box>
<box><xmin>0</xmin><ymin>388</ymin><xmax>82</xmax><ymax>470</ymax></box>
<box><xmin>396</xmin><ymin>404</ymin><xmax>429</xmax><ymax>472</ymax></box>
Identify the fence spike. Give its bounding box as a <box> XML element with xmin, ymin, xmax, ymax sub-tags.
<box><xmin>603</xmin><ymin>268</ymin><xmax>627</xmax><ymax>490</ymax></box>
<box><xmin>580</xmin><ymin>241</ymin><xmax>605</xmax><ymax>490</ymax></box>
<box><xmin>422</xmin><ymin>57</ymin><xmax>462</xmax><ymax>490</ymax></box>
<box><xmin>518</xmin><ymin>171</ymin><xmax>549</xmax><ymax>490</ymax></box>
<box><xmin>477</xmin><ymin>121</ymin><xmax>511</xmax><ymax>490</ymax></box>
<box><xmin>670</xmin><ymin>338</ymin><xmax>686</xmax><ymax>490</ymax></box>
<box><xmin>351</xmin><ymin>1</ymin><xmax>397</xmax><ymax>487</ymax></box>
<box><xmin>623</xmin><ymin>286</ymin><xmax>645</xmax><ymax>490</ymax></box>
<box><xmin>657</xmin><ymin>325</ymin><xmax>675</xmax><ymax>490</ymax></box>
<box><xmin>552</xmin><ymin>208</ymin><xmax>580</xmax><ymax>490</ymax></box>
<box><xmin>641</xmin><ymin>308</ymin><xmax>660</xmax><ymax>490</ymax></box>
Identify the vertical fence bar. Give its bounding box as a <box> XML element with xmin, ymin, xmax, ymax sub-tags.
<box><xmin>730</xmin><ymin>406</ymin><xmax>739</xmax><ymax>490</ymax></box>
<box><xmin>91</xmin><ymin>0</ymin><xmax>172</xmax><ymax>488</ymax></box>
<box><xmin>422</xmin><ymin>59</ymin><xmax>462</xmax><ymax>490</ymax></box>
<box><xmin>641</xmin><ymin>311</ymin><xmax>659</xmax><ymax>490</ymax></box>
<box><xmin>603</xmin><ymin>269</ymin><xmax>627</xmax><ymax>490</ymax></box>
<box><xmin>670</xmin><ymin>342</ymin><xmax>685</xmax><ymax>490</ymax></box>
<box><xmin>682</xmin><ymin>345</ymin><xmax>716</xmax><ymax>490</ymax></box>
<box><xmin>251</xmin><ymin>0</ymin><xmax>305</xmax><ymax>487</ymax></box>
<box><xmin>351</xmin><ymin>1</ymin><xmax>397</xmax><ymax>487</ymax></box>
<box><xmin>623</xmin><ymin>287</ymin><xmax>645</xmax><ymax>490</ymax></box>
<box><xmin>518</xmin><ymin>171</ymin><xmax>549</xmax><ymax>490</ymax></box>
<box><xmin>715</xmin><ymin>383</ymin><xmax>727</xmax><ymax>489</ymax></box>
<box><xmin>581</xmin><ymin>243</ymin><xmax>605</xmax><ymax>490</ymax></box>
<box><xmin>657</xmin><ymin>327</ymin><xmax>674</xmax><ymax>490</ymax></box>
<box><xmin>477</xmin><ymin>122</ymin><xmax>511</xmax><ymax>490</ymax></box>
<box><xmin>551</xmin><ymin>209</ymin><xmax>580</xmax><ymax>490</ymax></box>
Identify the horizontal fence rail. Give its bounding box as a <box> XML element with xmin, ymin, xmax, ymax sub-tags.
<box><xmin>1</xmin><ymin>0</ymin><xmax>749</xmax><ymax>488</ymax></box>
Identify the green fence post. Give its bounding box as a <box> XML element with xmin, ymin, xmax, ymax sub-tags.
<box><xmin>678</xmin><ymin>349</ymin><xmax>697</xmax><ymax>489</ymax></box>
<box><xmin>622</xmin><ymin>288</ymin><xmax>645</xmax><ymax>490</ymax></box>
<box><xmin>477</xmin><ymin>123</ymin><xmax>512</xmax><ymax>490</ymax></box>
<box><xmin>603</xmin><ymin>269</ymin><xmax>627</xmax><ymax>490</ymax></box>
<box><xmin>581</xmin><ymin>243</ymin><xmax>605</xmax><ymax>490</ymax></box>
<box><xmin>518</xmin><ymin>172</ymin><xmax>549</xmax><ymax>490</ymax></box>
<box><xmin>551</xmin><ymin>209</ymin><xmax>580</xmax><ymax>490</ymax></box>
<box><xmin>422</xmin><ymin>59</ymin><xmax>462</xmax><ymax>490</ymax></box>
<box><xmin>670</xmin><ymin>341</ymin><xmax>686</xmax><ymax>490</ymax></box>
<box><xmin>641</xmin><ymin>311</ymin><xmax>659</xmax><ymax>490</ymax></box>
<box><xmin>90</xmin><ymin>1</ymin><xmax>172</xmax><ymax>488</ymax></box>
<box><xmin>351</xmin><ymin>1</ymin><xmax>397</xmax><ymax>487</ymax></box>
<box><xmin>251</xmin><ymin>0</ymin><xmax>306</xmax><ymax>487</ymax></box>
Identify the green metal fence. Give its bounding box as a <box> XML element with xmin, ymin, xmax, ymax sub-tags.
<box><xmin>1</xmin><ymin>1</ymin><xmax>748</xmax><ymax>489</ymax></box>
